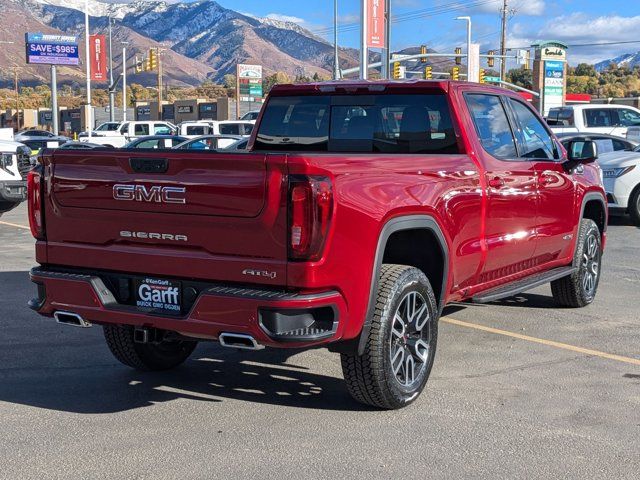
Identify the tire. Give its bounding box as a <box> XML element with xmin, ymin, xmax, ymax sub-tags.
<box><xmin>103</xmin><ymin>324</ymin><xmax>197</xmax><ymax>371</ymax></box>
<box><xmin>341</xmin><ymin>264</ymin><xmax>439</xmax><ymax>410</ymax></box>
<box><xmin>551</xmin><ymin>218</ymin><xmax>602</xmax><ymax>308</ymax></box>
<box><xmin>629</xmin><ymin>187</ymin><xmax>640</xmax><ymax>227</ymax></box>
<box><xmin>0</xmin><ymin>201</ymin><xmax>20</xmax><ymax>215</ymax></box>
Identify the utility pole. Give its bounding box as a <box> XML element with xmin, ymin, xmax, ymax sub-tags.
<box><xmin>500</xmin><ymin>0</ymin><xmax>508</xmax><ymax>81</ymax></box>
<box><xmin>108</xmin><ymin>17</ymin><xmax>115</xmax><ymax>122</ymax></box>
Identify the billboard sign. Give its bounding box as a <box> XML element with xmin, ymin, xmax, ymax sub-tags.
<box><xmin>25</xmin><ymin>33</ymin><xmax>79</xmax><ymax>66</ymax></box>
<box><xmin>543</xmin><ymin>60</ymin><xmax>565</xmax><ymax>115</ymax></box>
<box><xmin>237</xmin><ymin>64</ymin><xmax>263</xmax><ymax>99</ymax></box>
<box><xmin>89</xmin><ymin>34</ymin><xmax>107</xmax><ymax>81</ymax></box>
<box><xmin>238</xmin><ymin>64</ymin><xmax>262</xmax><ymax>79</ymax></box>
<box><xmin>367</xmin><ymin>0</ymin><xmax>386</xmax><ymax>48</ymax></box>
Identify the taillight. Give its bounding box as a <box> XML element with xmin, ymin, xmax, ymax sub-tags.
<box><xmin>289</xmin><ymin>176</ymin><xmax>333</xmax><ymax>261</ymax></box>
<box><xmin>27</xmin><ymin>167</ymin><xmax>45</xmax><ymax>240</ymax></box>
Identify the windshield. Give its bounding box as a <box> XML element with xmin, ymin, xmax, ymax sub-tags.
<box><xmin>254</xmin><ymin>93</ymin><xmax>460</xmax><ymax>154</ymax></box>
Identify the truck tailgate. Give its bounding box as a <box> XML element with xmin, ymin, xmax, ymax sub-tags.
<box><xmin>43</xmin><ymin>150</ymin><xmax>289</xmax><ymax>285</ymax></box>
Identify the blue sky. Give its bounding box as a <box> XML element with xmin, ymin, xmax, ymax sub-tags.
<box><xmin>211</xmin><ymin>0</ymin><xmax>640</xmax><ymax>65</ymax></box>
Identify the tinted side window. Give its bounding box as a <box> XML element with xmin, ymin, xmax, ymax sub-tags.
<box><xmin>220</xmin><ymin>124</ymin><xmax>240</xmax><ymax>135</ymax></box>
<box><xmin>611</xmin><ymin>139</ymin><xmax>631</xmax><ymax>151</ymax></box>
<box><xmin>186</xmin><ymin>126</ymin><xmax>208</xmax><ymax>136</ymax></box>
<box><xmin>617</xmin><ymin>109</ymin><xmax>640</xmax><ymax>127</ymax></box>
<box><xmin>134</xmin><ymin>124</ymin><xmax>150</xmax><ymax>136</ymax></box>
<box><xmin>507</xmin><ymin>98</ymin><xmax>557</xmax><ymax>160</ymax></box>
<box><xmin>465</xmin><ymin>94</ymin><xmax>518</xmax><ymax>159</ymax></box>
<box><xmin>154</xmin><ymin>124</ymin><xmax>172</xmax><ymax>135</ymax></box>
<box><xmin>584</xmin><ymin>109</ymin><xmax>613</xmax><ymax>127</ymax></box>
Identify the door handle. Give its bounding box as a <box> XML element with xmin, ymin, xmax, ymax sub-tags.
<box><xmin>488</xmin><ymin>177</ymin><xmax>505</xmax><ymax>188</ymax></box>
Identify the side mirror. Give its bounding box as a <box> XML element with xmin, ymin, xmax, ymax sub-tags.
<box><xmin>568</xmin><ymin>139</ymin><xmax>598</xmax><ymax>163</ymax></box>
<box><xmin>564</xmin><ymin>139</ymin><xmax>598</xmax><ymax>171</ymax></box>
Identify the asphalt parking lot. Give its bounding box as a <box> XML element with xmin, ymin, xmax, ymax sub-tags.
<box><xmin>1</xmin><ymin>203</ymin><xmax>639</xmax><ymax>479</ymax></box>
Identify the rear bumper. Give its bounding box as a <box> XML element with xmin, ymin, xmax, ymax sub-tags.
<box><xmin>29</xmin><ymin>267</ymin><xmax>348</xmax><ymax>348</ymax></box>
<box><xmin>0</xmin><ymin>180</ymin><xmax>27</xmax><ymax>202</ymax></box>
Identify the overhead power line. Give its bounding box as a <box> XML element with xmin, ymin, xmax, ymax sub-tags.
<box><xmin>312</xmin><ymin>0</ymin><xmax>503</xmax><ymax>36</ymax></box>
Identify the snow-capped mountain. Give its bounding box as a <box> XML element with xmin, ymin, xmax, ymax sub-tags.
<box><xmin>595</xmin><ymin>52</ymin><xmax>640</xmax><ymax>72</ymax></box>
<box><xmin>2</xmin><ymin>0</ymin><xmax>358</xmax><ymax>86</ymax></box>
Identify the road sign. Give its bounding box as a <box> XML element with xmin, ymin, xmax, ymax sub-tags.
<box><xmin>25</xmin><ymin>33</ymin><xmax>79</xmax><ymax>66</ymax></box>
<box><xmin>484</xmin><ymin>76</ymin><xmax>501</xmax><ymax>83</ymax></box>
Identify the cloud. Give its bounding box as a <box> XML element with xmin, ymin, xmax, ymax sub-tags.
<box><xmin>510</xmin><ymin>13</ymin><xmax>640</xmax><ymax>64</ymax></box>
<box><xmin>265</xmin><ymin>13</ymin><xmax>306</xmax><ymax>24</ymax></box>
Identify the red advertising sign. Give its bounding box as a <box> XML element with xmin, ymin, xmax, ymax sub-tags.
<box><xmin>89</xmin><ymin>34</ymin><xmax>107</xmax><ymax>81</ymax></box>
<box><xmin>367</xmin><ymin>0</ymin><xmax>386</xmax><ymax>48</ymax></box>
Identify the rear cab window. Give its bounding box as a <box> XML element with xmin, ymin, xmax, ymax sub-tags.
<box><xmin>253</xmin><ymin>92</ymin><xmax>460</xmax><ymax>154</ymax></box>
<box><xmin>547</xmin><ymin>107</ymin><xmax>575</xmax><ymax>127</ymax></box>
<box><xmin>584</xmin><ymin>109</ymin><xmax>614</xmax><ymax>128</ymax></box>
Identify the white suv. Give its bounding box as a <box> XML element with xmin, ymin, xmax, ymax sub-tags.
<box><xmin>598</xmin><ymin>147</ymin><xmax>640</xmax><ymax>225</ymax></box>
<box><xmin>547</xmin><ymin>104</ymin><xmax>640</xmax><ymax>137</ymax></box>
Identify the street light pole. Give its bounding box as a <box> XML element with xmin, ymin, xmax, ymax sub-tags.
<box><xmin>84</xmin><ymin>0</ymin><xmax>92</xmax><ymax>138</ymax></box>
<box><xmin>121</xmin><ymin>42</ymin><xmax>128</xmax><ymax>122</ymax></box>
<box><xmin>455</xmin><ymin>16</ymin><xmax>472</xmax><ymax>81</ymax></box>
<box><xmin>108</xmin><ymin>17</ymin><xmax>115</xmax><ymax>122</ymax></box>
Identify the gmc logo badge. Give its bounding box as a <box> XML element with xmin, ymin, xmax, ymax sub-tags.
<box><xmin>113</xmin><ymin>184</ymin><xmax>186</xmax><ymax>204</ymax></box>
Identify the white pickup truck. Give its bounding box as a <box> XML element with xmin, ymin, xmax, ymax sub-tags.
<box><xmin>79</xmin><ymin>121</ymin><xmax>177</xmax><ymax>148</ymax></box>
<box><xmin>0</xmin><ymin>139</ymin><xmax>32</xmax><ymax>214</ymax></box>
<box><xmin>547</xmin><ymin>104</ymin><xmax>640</xmax><ymax>137</ymax></box>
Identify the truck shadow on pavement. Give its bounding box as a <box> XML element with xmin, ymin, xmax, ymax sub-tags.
<box><xmin>608</xmin><ymin>215</ymin><xmax>639</xmax><ymax>229</ymax></box>
<box><xmin>0</xmin><ymin>270</ymin><xmax>376</xmax><ymax>413</ymax></box>
<box><xmin>0</xmin><ymin>341</ymin><xmax>376</xmax><ymax>414</ymax></box>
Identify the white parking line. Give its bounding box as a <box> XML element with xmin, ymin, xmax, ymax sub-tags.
<box><xmin>442</xmin><ymin>316</ymin><xmax>640</xmax><ymax>367</ymax></box>
<box><xmin>0</xmin><ymin>220</ymin><xmax>30</xmax><ymax>231</ymax></box>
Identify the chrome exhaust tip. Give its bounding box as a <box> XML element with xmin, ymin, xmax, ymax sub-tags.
<box><xmin>53</xmin><ymin>311</ymin><xmax>92</xmax><ymax>328</ymax></box>
<box><xmin>219</xmin><ymin>333</ymin><xmax>263</xmax><ymax>350</ymax></box>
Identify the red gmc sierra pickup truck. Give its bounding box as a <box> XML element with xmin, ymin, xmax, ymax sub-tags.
<box><xmin>28</xmin><ymin>81</ymin><xmax>607</xmax><ymax>409</ymax></box>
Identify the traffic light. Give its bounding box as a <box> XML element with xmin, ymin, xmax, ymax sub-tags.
<box><xmin>148</xmin><ymin>48</ymin><xmax>158</xmax><ymax>71</ymax></box>
<box><xmin>451</xmin><ymin>66</ymin><xmax>460</xmax><ymax>81</ymax></box>
<box><xmin>424</xmin><ymin>66</ymin><xmax>433</xmax><ymax>80</ymax></box>
<box><xmin>487</xmin><ymin>50</ymin><xmax>495</xmax><ymax>68</ymax></box>
<box><xmin>455</xmin><ymin>47</ymin><xmax>462</xmax><ymax>66</ymax></box>
<box><xmin>134</xmin><ymin>56</ymin><xmax>143</xmax><ymax>74</ymax></box>
<box><xmin>393</xmin><ymin>61</ymin><xmax>401</xmax><ymax>80</ymax></box>
<box><xmin>145</xmin><ymin>55</ymin><xmax>151</xmax><ymax>72</ymax></box>
<box><xmin>420</xmin><ymin>45</ymin><xmax>427</xmax><ymax>64</ymax></box>
<box><xmin>479</xmin><ymin>68</ymin><xmax>485</xmax><ymax>84</ymax></box>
